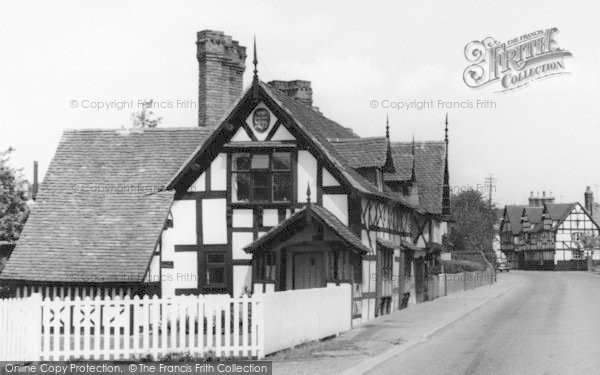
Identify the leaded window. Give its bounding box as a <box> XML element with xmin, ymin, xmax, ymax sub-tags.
<box><xmin>232</xmin><ymin>152</ymin><xmax>292</xmax><ymax>202</ymax></box>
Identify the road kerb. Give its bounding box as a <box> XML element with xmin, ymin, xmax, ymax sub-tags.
<box><xmin>341</xmin><ymin>276</ymin><xmax>523</xmax><ymax>375</ymax></box>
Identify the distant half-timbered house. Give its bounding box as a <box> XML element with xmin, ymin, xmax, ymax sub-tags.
<box><xmin>500</xmin><ymin>197</ymin><xmax>600</xmax><ymax>270</ymax></box>
<box><xmin>0</xmin><ymin>30</ymin><xmax>451</xmax><ymax>323</ymax></box>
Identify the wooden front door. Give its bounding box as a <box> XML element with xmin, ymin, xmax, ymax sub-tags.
<box><xmin>293</xmin><ymin>253</ymin><xmax>325</xmax><ymax>289</ymax></box>
<box><xmin>414</xmin><ymin>257</ymin><xmax>425</xmax><ymax>303</ymax></box>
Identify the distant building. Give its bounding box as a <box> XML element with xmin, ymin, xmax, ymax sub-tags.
<box><xmin>500</xmin><ymin>189</ymin><xmax>600</xmax><ymax>270</ymax></box>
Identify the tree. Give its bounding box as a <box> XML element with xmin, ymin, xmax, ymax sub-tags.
<box><xmin>0</xmin><ymin>148</ymin><xmax>30</xmax><ymax>243</ymax></box>
<box><xmin>447</xmin><ymin>190</ymin><xmax>497</xmax><ymax>255</ymax></box>
<box><xmin>130</xmin><ymin>99</ymin><xmax>162</xmax><ymax>128</ymax></box>
<box><xmin>578</xmin><ymin>232</ymin><xmax>599</xmax><ymax>251</ymax></box>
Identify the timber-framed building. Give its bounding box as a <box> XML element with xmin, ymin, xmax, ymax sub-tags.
<box><xmin>0</xmin><ymin>30</ymin><xmax>451</xmax><ymax>323</ymax></box>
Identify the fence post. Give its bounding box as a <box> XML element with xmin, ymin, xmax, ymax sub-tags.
<box><xmin>28</xmin><ymin>293</ymin><xmax>43</xmax><ymax>361</ymax></box>
<box><xmin>256</xmin><ymin>295</ymin><xmax>265</xmax><ymax>359</ymax></box>
<box><xmin>442</xmin><ymin>265</ymin><xmax>447</xmax><ymax>296</ymax></box>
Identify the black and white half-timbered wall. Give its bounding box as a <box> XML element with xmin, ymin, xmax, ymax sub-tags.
<box><xmin>500</xmin><ymin>190</ymin><xmax>600</xmax><ymax>271</ymax></box>
<box><xmin>0</xmin><ymin>30</ymin><xmax>451</xmax><ymax>323</ymax></box>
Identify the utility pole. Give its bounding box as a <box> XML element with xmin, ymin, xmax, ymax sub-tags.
<box><xmin>484</xmin><ymin>173</ymin><xmax>497</xmax><ymax>208</ymax></box>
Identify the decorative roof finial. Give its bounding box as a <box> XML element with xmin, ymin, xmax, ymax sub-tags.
<box><xmin>253</xmin><ymin>35</ymin><xmax>258</xmax><ymax>80</ymax></box>
<box><xmin>306</xmin><ymin>183</ymin><xmax>311</xmax><ymax>204</ymax></box>
<box><xmin>383</xmin><ymin>114</ymin><xmax>395</xmax><ymax>174</ymax></box>
<box><xmin>444</xmin><ymin>113</ymin><xmax>449</xmax><ymax>144</ymax></box>
<box><xmin>385</xmin><ymin>114</ymin><xmax>390</xmax><ymax>139</ymax></box>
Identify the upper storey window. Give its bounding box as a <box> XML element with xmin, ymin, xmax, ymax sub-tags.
<box><xmin>232</xmin><ymin>152</ymin><xmax>292</xmax><ymax>203</ymax></box>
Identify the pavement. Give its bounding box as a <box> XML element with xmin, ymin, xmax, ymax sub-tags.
<box><xmin>366</xmin><ymin>271</ymin><xmax>600</xmax><ymax>375</ymax></box>
<box><xmin>271</xmin><ymin>272</ymin><xmax>523</xmax><ymax>375</ymax></box>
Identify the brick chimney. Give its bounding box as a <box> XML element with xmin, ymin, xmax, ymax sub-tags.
<box><xmin>196</xmin><ymin>30</ymin><xmax>246</xmax><ymax>127</ymax></box>
<box><xmin>268</xmin><ymin>80</ymin><xmax>313</xmax><ymax>107</ymax></box>
<box><xmin>585</xmin><ymin>186</ymin><xmax>594</xmax><ymax>216</ymax></box>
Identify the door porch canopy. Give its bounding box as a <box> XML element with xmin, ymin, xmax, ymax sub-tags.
<box><xmin>243</xmin><ymin>203</ymin><xmax>370</xmax><ymax>289</ymax></box>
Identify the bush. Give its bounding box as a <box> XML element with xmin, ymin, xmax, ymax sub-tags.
<box><xmin>434</xmin><ymin>260</ymin><xmax>485</xmax><ymax>274</ymax></box>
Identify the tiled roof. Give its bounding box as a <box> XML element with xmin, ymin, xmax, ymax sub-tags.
<box><xmin>0</xmin><ymin>128</ymin><xmax>211</xmax><ymax>283</ymax></box>
<box><xmin>244</xmin><ymin>204</ymin><xmax>370</xmax><ymax>255</ymax></box>
<box><xmin>328</xmin><ymin>137</ymin><xmax>389</xmax><ymax>169</ymax></box>
<box><xmin>384</xmin><ymin>152</ymin><xmax>413</xmax><ymax>181</ymax></box>
<box><xmin>525</xmin><ymin>207</ymin><xmax>544</xmax><ymax>224</ymax></box>
<box><xmin>503</xmin><ymin>204</ymin><xmax>583</xmax><ymax>234</ymax></box>
<box><xmin>546</xmin><ymin>203</ymin><xmax>576</xmax><ymax>222</ymax></box>
<box><xmin>504</xmin><ymin>205</ymin><xmax>526</xmax><ymax>235</ymax></box>
<box><xmin>524</xmin><ymin>207</ymin><xmax>544</xmax><ymax>233</ymax></box>
<box><xmin>390</xmin><ymin>141</ymin><xmax>447</xmax><ymax>214</ymax></box>
<box><xmin>263</xmin><ymin>83</ymin><xmax>419</xmax><ymax>209</ymax></box>
<box><xmin>168</xmin><ymin>82</ymin><xmax>422</xmax><ymax>210</ymax></box>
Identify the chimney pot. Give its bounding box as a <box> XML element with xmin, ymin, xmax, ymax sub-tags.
<box><xmin>268</xmin><ymin>80</ymin><xmax>313</xmax><ymax>107</ymax></box>
<box><xmin>585</xmin><ymin>186</ymin><xmax>594</xmax><ymax>216</ymax></box>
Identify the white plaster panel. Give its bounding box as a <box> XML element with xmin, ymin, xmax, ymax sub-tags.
<box><xmin>322</xmin><ymin>194</ymin><xmax>348</xmax><ymax>226</ymax></box>
<box><xmin>210</xmin><ymin>153</ymin><xmax>227</xmax><ymax>191</ymax></box>
<box><xmin>161</xmin><ymin>269</ymin><xmax>176</xmax><ymax>298</ymax></box>
<box><xmin>297</xmin><ymin>150</ymin><xmax>317</xmax><ymax>203</ymax></box>
<box><xmin>146</xmin><ymin>254</ymin><xmax>160</xmax><ymax>283</ymax></box>
<box><xmin>270</xmin><ymin>124</ymin><xmax>295</xmax><ymax>141</ymax></box>
<box><xmin>322</xmin><ymin>168</ymin><xmax>340</xmax><ymax>187</ymax></box>
<box><xmin>188</xmin><ymin>172</ymin><xmax>205</xmax><ymax>193</ymax></box>
<box><xmin>232</xmin><ymin>209</ymin><xmax>253</xmax><ymax>228</ymax></box>
<box><xmin>162</xmin><ymin>200</ymin><xmax>196</xmax><ymax>261</ymax></box>
<box><xmin>233</xmin><ymin>266</ymin><xmax>253</xmax><ymax>297</ymax></box>
<box><xmin>232</xmin><ymin>232</ymin><xmax>254</xmax><ymax>260</ymax></box>
<box><xmin>173</xmin><ymin>251</ymin><xmax>198</xmax><ymax>289</ymax></box>
<box><xmin>231</xmin><ymin>127</ymin><xmax>252</xmax><ymax>142</ymax></box>
<box><xmin>202</xmin><ymin>199</ymin><xmax>227</xmax><ymax>244</ymax></box>
<box><xmin>263</xmin><ymin>209</ymin><xmax>279</xmax><ymax>227</ymax></box>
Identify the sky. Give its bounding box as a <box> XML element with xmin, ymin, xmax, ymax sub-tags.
<box><xmin>1</xmin><ymin>0</ymin><xmax>599</xmax><ymax>206</ymax></box>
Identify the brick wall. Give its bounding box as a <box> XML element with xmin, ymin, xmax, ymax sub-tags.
<box><xmin>196</xmin><ymin>30</ymin><xmax>246</xmax><ymax>127</ymax></box>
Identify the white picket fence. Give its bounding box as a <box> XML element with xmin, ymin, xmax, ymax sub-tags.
<box><xmin>0</xmin><ymin>285</ymin><xmax>352</xmax><ymax>361</ymax></box>
<box><xmin>0</xmin><ymin>294</ymin><xmax>42</xmax><ymax>361</ymax></box>
<box><xmin>2</xmin><ymin>293</ymin><xmax>261</xmax><ymax>361</ymax></box>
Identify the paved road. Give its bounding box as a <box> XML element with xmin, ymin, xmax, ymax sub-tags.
<box><xmin>367</xmin><ymin>271</ymin><xmax>600</xmax><ymax>375</ymax></box>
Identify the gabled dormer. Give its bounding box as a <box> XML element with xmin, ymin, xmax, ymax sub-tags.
<box><xmin>542</xmin><ymin>203</ymin><xmax>552</xmax><ymax>231</ymax></box>
<box><xmin>328</xmin><ymin>136</ymin><xmax>394</xmax><ymax>192</ymax></box>
<box><xmin>168</xmin><ymin>75</ymin><xmax>405</xmax><ymax>209</ymax></box>
<box><xmin>521</xmin><ymin>208</ymin><xmax>531</xmax><ymax>232</ymax></box>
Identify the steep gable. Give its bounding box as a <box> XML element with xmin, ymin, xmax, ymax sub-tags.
<box><xmin>168</xmin><ymin>80</ymin><xmax>419</xmax><ymax>209</ymax></box>
<box><xmin>391</xmin><ymin>141</ymin><xmax>447</xmax><ymax>214</ymax></box>
<box><xmin>546</xmin><ymin>203</ymin><xmax>576</xmax><ymax>222</ymax></box>
<box><xmin>504</xmin><ymin>205</ymin><xmax>526</xmax><ymax>235</ymax></box>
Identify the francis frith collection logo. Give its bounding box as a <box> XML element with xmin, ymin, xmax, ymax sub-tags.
<box><xmin>463</xmin><ymin>28</ymin><xmax>572</xmax><ymax>92</ymax></box>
